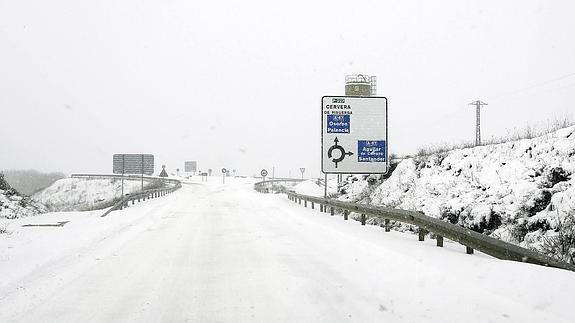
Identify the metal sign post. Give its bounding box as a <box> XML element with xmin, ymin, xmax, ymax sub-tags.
<box><xmin>324</xmin><ymin>173</ymin><xmax>328</xmax><ymax>198</ymax></box>
<box><xmin>121</xmin><ymin>155</ymin><xmax>125</xmax><ymax>197</ymax></box>
<box><xmin>321</xmin><ymin>96</ymin><xmax>388</xmax><ymax>174</ymax></box>
<box><xmin>141</xmin><ymin>155</ymin><xmax>144</xmax><ymax>191</ymax></box>
<box><xmin>221</xmin><ymin>168</ymin><xmax>227</xmax><ymax>184</ymax></box>
<box><xmin>261</xmin><ymin>169</ymin><xmax>268</xmax><ymax>182</ymax></box>
<box><xmin>300</xmin><ymin>167</ymin><xmax>305</xmax><ymax>179</ymax></box>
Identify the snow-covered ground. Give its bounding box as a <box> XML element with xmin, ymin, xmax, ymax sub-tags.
<box><xmin>338</xmin><ymin>126</ymin><xmax>575</xmax><ymax>262</ymax></box>
<box><xmin>33</xmin><ymin>177</ymin><xmax>162</xmax><ymax>212</ymax></box>
<box><xmin>1</xmin><ymin>178</ymin><xmax>574</xmax><ymax>322</ymax></box>
<box><xmin>0</xmin><ymin>176</ymin><xmax>44</xmax><ymax>220</ymax></box>
<box><xmin>292</xmin><ymin>180</ymin><xmax>325</xmax><ymax>196</ymax></box>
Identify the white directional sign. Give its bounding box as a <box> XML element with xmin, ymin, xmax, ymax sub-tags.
<box><xmin>322</xmin><ymin>96</ymin><xmax>388</xmax><ymax>174</ymax></box>
<box><xmin>184</xmin><ymin>161</ymin><xmax>197</xmax><ymax>173</ymax></box>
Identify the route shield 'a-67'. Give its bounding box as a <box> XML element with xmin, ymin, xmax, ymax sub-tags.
<box><xmin>321</xmin><ymin>96</ymin><xmax>388</xmax><ymax>174</ymax></box>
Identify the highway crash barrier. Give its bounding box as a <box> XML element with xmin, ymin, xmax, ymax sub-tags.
<box><xmin>101</xmin><ymin>180</ymin><xmax>182</xmax><ymax>217</ymax></box>
<box><xmin>254</xmin><ymin>180</ymin><xmax>575</xmax><ymax>273</ymax></box>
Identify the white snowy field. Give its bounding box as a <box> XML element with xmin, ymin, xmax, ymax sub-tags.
<box><xmin>1</xmin><ymin>178</ymin><xmax>575</xmax><ymax>323</ymax></box>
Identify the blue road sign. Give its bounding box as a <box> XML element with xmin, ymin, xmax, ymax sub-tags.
<box><xmin>326</xmin><ymin>115</ymin><xmax>350</xmax><ymax>134</ymax></box>
<box><xmin>357</xmin><ymin>140</ymin><xmax>386</xmax><ymax>162</ymax></box>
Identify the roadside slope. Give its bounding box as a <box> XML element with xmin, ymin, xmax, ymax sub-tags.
<box><xmin>339</xmin><ymin>125</ymin><xmax>575</xmax><ymax>262</ymax></box>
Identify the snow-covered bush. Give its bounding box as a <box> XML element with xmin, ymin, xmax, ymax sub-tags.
<box><xmin>540</xmin><ymin>212</ymin><xmax>575</xmax><ymax>264</ymax></box>
<box><xmin>0</xmin><ymin>222</ymin><xmax>11</xmax><ymax>235</ymax></box>
<box><xmin>0</xmin><ymin>173</ymin><xmax>44</xmax><ymax>219</ymax></box>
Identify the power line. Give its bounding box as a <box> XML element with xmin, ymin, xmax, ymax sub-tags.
<box><xmin>488</xmin><ymin>71</ymin><xmax>575</xmax><ymax>101</ymax></box>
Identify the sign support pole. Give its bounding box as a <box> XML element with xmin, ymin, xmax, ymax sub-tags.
<box><xmin>324</xmin><ymin>173</ymin><xmax>327</xmax><ymax>198</ymax></box>
<box><xmin>121</xmin><ymin>155</ymin><xmax>125</xmax><ymax>197</ymax></box>
<box><xmin>141</xmin><ymin>155</ymin><xmax>144</xmax><ymax>191</ymax></box>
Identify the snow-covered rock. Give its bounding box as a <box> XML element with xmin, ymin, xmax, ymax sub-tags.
<box><xmin>338</xmin><ymin>125</ymin><xmax>575</xmax><ymax>261</ymax></box>
<box><xmin>0</xmin><ymin>175</ymin><xmax>44</xmax><ymax>220</ymax></box>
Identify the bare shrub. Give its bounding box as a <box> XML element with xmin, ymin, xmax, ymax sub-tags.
<box><xmin>541</xmin><ymin>212</ymin><xmax>575</xmax><ymax>264</ymax></box>
<box><xmin>413</xmin><ymin>116</ymin><xmax>574</xmax><ymax>157</ymax></box>
<box><xmin>0</xmin><ymin>222</ymin><xmax>11</xmax><ymax>235</ymax></box>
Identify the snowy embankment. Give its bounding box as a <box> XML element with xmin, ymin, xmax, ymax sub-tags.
<box><xmin>290</xmin><ymin>179</ymin><xmax>339</xmax><ymax>197</ymax></box>
<box><xmin>0</xmin><ymin>175</ymin><xmax>44</xmax><ymax>220</ymax></box>
<box><xmin>339</xmin><ymin>126</ymin><xmax>575</xmax><ymax>262</ymax></box>
<box><xmin>292</xmin><ymin>180</ymin><xmax>324</xmax><ymax>197</ymax></box>
<box><xmin>32</xmin><ymin>177</ymin><xmax>161</xmax><ymax>212</ymax></box>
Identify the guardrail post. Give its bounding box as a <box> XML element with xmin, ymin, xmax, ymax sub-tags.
<box><xmin>466</xmin><ymin>246</ymin><xmax>474</xmax><ymax>254</ymax></box>
<box><xmin>320</xmin><ymin>204</ymin><xmax>323</xmax><ymax>212</ymax></box>
<box><xmin>436</xmin><ymin>235</ymin><xmax>444</xmax><ymax>247</ymax></box>
<box><xmin>304</xmin><ymin>200</ymin><xmax>307</xmax><ymax>207</ymax></box>
<box><xmin>344</xmin><ymin>210</ymin><xmax>348</xmax><ymax>220</ymax></box>
<box><xmin>330</xmin><ymin>207</ymin><xmax>334</xmax><ymax>216</ymax></box>
<box><xmin>385</xmin><ymin>219</ymin><xmax>390</xmax><ymax>232</ymax></box>
<box><xmin>311</xmin><ymin>202</ymin><xmax>314</xmax><ymax>209</ymax></box>
<box><xmin>132</xmin><ymin>199</ymin><xmax>135</xmax><ymax>205</ymax></box>
<box><xmin>361</xmin><ymin>214</ymin><xmax>366</xmax><ymax>225</ymax></box>
<box><xmin>418</xmin><ymin>228</ymin><xmax>427</xmax><ymax>241</ymax></box>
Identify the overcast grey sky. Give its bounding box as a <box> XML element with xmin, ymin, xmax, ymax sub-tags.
<box><xmin>1</xmin><ymin>0</ymin><xmax>574</xmax><ymax>177</ymax></box>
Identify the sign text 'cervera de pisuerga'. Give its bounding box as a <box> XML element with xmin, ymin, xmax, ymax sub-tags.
<box><xmin>321</xmin><ymin>96</ymin><xmax>388</xmax><ymax>174</ymax></box>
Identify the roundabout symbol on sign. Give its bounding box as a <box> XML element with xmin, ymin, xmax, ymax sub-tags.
<box><xmin>327</xmin><ymin>137</ymin><xmax>354</xmax><ymax>168</ymax></box>
<box><xmin>261</xmin><ymin>169</ymin><xmax>268</xmax><ymax>177</ymax></box>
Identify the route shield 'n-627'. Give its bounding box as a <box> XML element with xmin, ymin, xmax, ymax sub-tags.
<box><xmin>322</xmin><ymin>96</ymin><xmax>388</xmax><ymax>174</ymax></box>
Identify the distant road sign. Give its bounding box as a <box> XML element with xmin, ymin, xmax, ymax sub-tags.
<box><xmin>221</xmin><ymin>168</ymin><xmax>227</xmax><ymax>174</ymax></box>
<box><xmin>113</xmin><ymin>154</ymin><xmax>154</xmax><ymax>175</ymax></box>
<box><xmin>322</xmin><ymin>96</ymin><xmax>388</xmax><ymax>174</ymax></box>
<box><xmin>299</xmin><ymin>168</ymin><xmax>305</xmax><ymax>174</ymax></box>
<box><xmin>261</xmin><ymin>169</ymin><xmax>268</xmax><ymax>177</ymax></box>
<box><xmin>184</xmin><ymin>161</ymin><xmax>197</xmax><ymax>173</ymax></box>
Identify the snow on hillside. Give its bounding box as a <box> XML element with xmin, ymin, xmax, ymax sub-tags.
<box><xmin>33</xmin><ymin>178</ymin><xmax>154</xmax><ymax>212</ymax></box>
<box><xmin>0</xmin><ymin>175</ymin><xmax>44</xmax><ymax>220</ymax></box>
<box><xmin>293</xmin><ymin>180</ymin><xmax>324</xmax><ymax>197</ymax></box>
<box><xmin>338</xmin><ymin>125</ymin><xmax>575</xmax><ymax>262</ymax></box>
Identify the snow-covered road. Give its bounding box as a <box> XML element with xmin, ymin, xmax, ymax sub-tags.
<box><xmin>1</xmin><ymin>178</ymin><xmax>575</xmax><ymax>322</ymax></box>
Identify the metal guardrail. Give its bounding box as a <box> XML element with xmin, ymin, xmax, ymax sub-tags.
<box><xmin>254</xmin><ymin>179</ymin><xmax>306</xmax><ymax>193</ymax></box>
<box><xmin>101</xmin><ymin>180</ymin><xmax>182</xmax><ymax>217</ymax></box>
<box><xmin>254</xmin><ymin>181</ymin><xmax>575</xmax><ymax>272</ymax></box>
<box><xmin>71</xmin><ymin>173</ymin><xmax>181</xmax><ymax>185</ymax></box>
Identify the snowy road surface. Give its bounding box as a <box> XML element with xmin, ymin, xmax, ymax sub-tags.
<box><xmin>1</xmin><ymin>179</ymin><xmax>575</xmax><ymax>322</ymax></box>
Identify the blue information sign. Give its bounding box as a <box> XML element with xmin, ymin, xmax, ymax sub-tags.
<box><xmin>357</xmin><ymin>140</ymin><xmax>386</xmax><ymax>162</ymax></box>
<box><xmin>326</xmin><ymin>115</ymin><xmax>350</xmax><ymax>133</ymax></box>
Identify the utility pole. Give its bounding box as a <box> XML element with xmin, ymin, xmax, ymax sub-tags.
<box><xmin>468</xmin><ymin>100</ymin><xmax>487</xmax><ymax>146</ymax></box>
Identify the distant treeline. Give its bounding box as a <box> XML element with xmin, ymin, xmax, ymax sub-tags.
<box><xmin>3</xmin><ymin>170</ymin><xmax>66</xmax><ymax>196</ymax></box>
